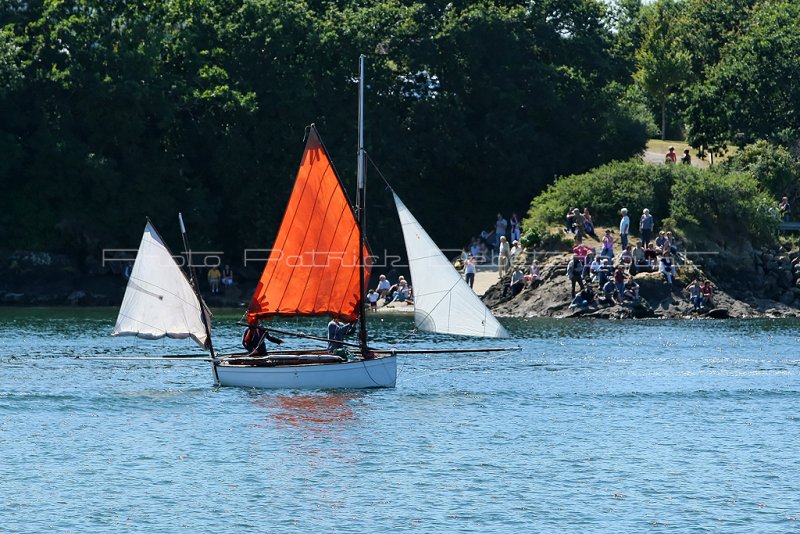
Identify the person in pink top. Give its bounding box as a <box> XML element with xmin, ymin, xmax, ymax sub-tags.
<box><xmin>601</xmin><ymin>229</ymin><xmax>614</xmax><ymax>261</ymax></box>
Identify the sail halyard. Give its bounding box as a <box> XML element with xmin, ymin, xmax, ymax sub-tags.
<box><xmin>392</xmin><ymin>193</ymin><xmax>510</xmax><ymax>339</ymax></box>
<box><xmin>112</xmin><ymin>219</ymin><xmax>211</xmax><ymax>349</ymax></box>
<box><xmin>247</xmin><ymin>125</ymin><xmax>371</xmax><ymax>323</ymax></box>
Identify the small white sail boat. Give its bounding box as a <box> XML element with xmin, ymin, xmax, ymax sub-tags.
<box><xmin>392</xmin><ymin>193</ymin><xmax>509</xmax><ymax>338</ymax></box>
<box><xmin>112</xmin><ymin>217</ymin><xmax>220</xmax><ymax>382</ymax></box>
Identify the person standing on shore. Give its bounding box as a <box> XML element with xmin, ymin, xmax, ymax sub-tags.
<box><xmin>464</xmin><ymin>254</ymin><xmax>477</xmax><ymax>289</ymax></box>
<box><xmin>681</xmin><ymin>148</ymin><xmax>691</xmax><ymax>165</ymax></box>
<box><xmin>509</xmin><ymin>212</ymin><xmax>521</xmax><ymax>242</ymax></box>
<box><xmin>619</xmin><ymin>208</ymin><xmax>630</xmax><ymax>250</ymax></box>
<box><xmin>601</xmin><ymin>229</ymin><xmax>614</xmax><ymax>261</ymax></box>
<box><xmin>207</xmin><ymin>266</ymin><xmax>221</xmax><ymax>294</ymax></box>
<box><xmin>640</xmin><ymin>208</ymin><xmax>654</xmax><ymax>246</ymax></box>
<box><xmin>498</xmin><ymin>236</ymin><xmax>510</xmax><ymax>278</ymax></box>
<box><xmin>567</xmin><ymin>254</ymin><xmax>585</xmax><ymax>297</ymax></box>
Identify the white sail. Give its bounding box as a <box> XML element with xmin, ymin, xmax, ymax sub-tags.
<box><xmin>393</xmin><ymin>193</ymin><xmax>509</xmax><ymax>338</ymax></box>
<box><xmin>112</xmin><ymin>222</ymin><xmax>209</xmax><ymax>349</ymax></box>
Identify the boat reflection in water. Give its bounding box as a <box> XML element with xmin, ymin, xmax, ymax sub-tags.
<box><xmin>251</xmin><ymin>391</ymin><xmax>364</xmax><ymax>436</ymax></box>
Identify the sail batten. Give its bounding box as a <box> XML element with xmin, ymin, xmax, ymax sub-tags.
<box><xmin>393</xmin><ymin>193</ymin><xmax>509</xmax><ymax>339</ymax></box>
<box><xmin>112</xmin><ymin>222</ymin><xmax>209</xmax><ymax>349</ymax></box>
<box><xmin>248</xmin><ymin>127</ymin><xmax>369</xmax><ymax>322</ymax></box>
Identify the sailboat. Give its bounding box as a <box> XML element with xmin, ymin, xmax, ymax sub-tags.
<box><xmin>107</xmin><ymin>56</ymin><xmax>509</xmax><ymax>390</ymax></box>
<box><xmin>111</xmin><ymin>217</ymin><xmax>220</xmax><ymax>382</ymax></box>
<box><xmin>212</xmin><ymin>56</ymin><xmax>510</xmax><ymax>389</ymax></box>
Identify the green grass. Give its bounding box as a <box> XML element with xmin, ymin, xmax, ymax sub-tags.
<box><xmin>647</xmin><ymin>139</ymin><xmax>737</xmax><ymax>163</ymax></box>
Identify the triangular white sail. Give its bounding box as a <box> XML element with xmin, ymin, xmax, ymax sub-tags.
<box><xmin>112</xmin><ymin>222</ymin><xmax>209</xmax><ymax>349</ymax></box>
<box><xmin>393</xmin><ymin>193</ymin><xmax>509</xmax><ymax>338</ymax></box>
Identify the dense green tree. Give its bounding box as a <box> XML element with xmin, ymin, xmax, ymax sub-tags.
<box><xmin>685</xmin><ymin>0</ymin><xmax>800</xmax><ymax>150</ymax></box>
<box><xmin>0</xmin><ymin>0</ymin><xmax>649</xmax><ymax>267</ymax></box>
<box><xmin>633</xmin><ymin>0</ymin><xmax>690</xmax><ymax>140</ymax></box>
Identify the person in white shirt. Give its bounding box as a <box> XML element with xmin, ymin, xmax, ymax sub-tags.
<box><xmin>619</xmin><ymin>207</ymin><xmax>630</xmax><ymax>249</ymax></box>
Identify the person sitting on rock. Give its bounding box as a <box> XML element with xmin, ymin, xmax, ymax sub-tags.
<box><xmin>569</xmin><ymin>285</ymin><xmax>595</xmax><ymax>309</ymax></box>
<box><xmin>632</xmin><ymin>241</ymin><xmax>647</xmax><ymax>274</ymax></box>
<box><xmin>644</xmin><ymin>244</ymin><xmax>659</xmax><ymax>269</ymax></box>
<box><xmin>659</xmin><ymin>252</ymin><xmax>678</xmax><ymax>285</ymax></box>
<box><xmin>600</xmin><ymin>280</ymin><xmax>617</xmax><ymax>306</ymax></box>
<box><xmin>617</xmin><ymin>245</ymin><xmax>633</xmax><ymax>272</ymax></box>
<box><xmin>654</xmin><ymin>231</ymin><xmax>667</xmax><ymax>254</ymax></box>
<box><xmin>623</xmin><ymin>279</ymin><xmax>640</xmax><ymax>302</ymax></box>
<box><xmin>701</xmin><ymin>280</ymin><xmax>716</xmax><ymax>308</ymax></box>
<box><xmin>589</xmin><ymin>255</ymin><xmax>602</xmax><ymax>284</ymax></box>
<box><xmin>528</xmin><ymin>261</ymin><xmax>541</xmax><ymax>289</ymax></box>
<box><xmin>504</xmin><ymin>267</ymin><xmax>525</xmax><ymax>297</ymax></box>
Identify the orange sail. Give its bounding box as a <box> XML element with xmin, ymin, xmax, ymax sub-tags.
<box><xmin>248</xmin><ymin>126</ymin><xmax>370</xmax><ymax>322</ymax></box>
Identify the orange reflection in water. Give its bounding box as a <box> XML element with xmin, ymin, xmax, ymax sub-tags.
<box><xmin>252</xmin><ymin>392</ymin><xmax>364</xmax><ymax>435</ymax></box>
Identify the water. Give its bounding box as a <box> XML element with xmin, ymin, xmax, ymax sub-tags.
<box><xmin>2</xmin><ymin>308</ymin><xmax>800</xmax><ymax>532</ymax></box>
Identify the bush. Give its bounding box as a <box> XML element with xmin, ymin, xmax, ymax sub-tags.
<box><xmin>721</xmin><ymin>140</ymin><xmax>800</xmax><ymax>201</ymax></box>
<box><xmin>523</xmin><ymin>159</ymin><xmax>680</xmax><ymax>232</ymax></box>
<box><xmin>522</xmin><ymin>158</ymin><xmax>778</xmax><ymax>248</ymax></box>
<box><xmin>670</xmin><ymin>169</ymin><xmax>778</xmax><ymax>244</ymax></box>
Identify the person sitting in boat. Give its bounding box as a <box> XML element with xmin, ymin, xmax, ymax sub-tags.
<box><xmin>327</xmin><ymin>317</ymin><xmax>356</xmax><ymax>354</ymax></box>
<box><xmin>242</xmin><ymin>319</ymin><xmax>283</xmax><ymax>356</ymax></box>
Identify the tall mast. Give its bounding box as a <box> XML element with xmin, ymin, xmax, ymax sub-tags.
<box><xmin>356</xmin><ymin>55</ymin><xmax>368</xmax><ymax>355</ymax></box>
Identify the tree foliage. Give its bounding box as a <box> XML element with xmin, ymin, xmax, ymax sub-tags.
<box><xmin>0</xmin><ymin>0</ymin><xmax>649</xmax><ymax>263</ymax></box>
<box><xmin>633</xmin><ymin>0</ymin><xmax>689</xmax><ymax>140</ymax></box>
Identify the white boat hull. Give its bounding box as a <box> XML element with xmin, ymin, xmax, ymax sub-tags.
<box><xmin>213</xmin><ymin>355</ymin><xmax>397</xmax><ymax>389</ymax></box>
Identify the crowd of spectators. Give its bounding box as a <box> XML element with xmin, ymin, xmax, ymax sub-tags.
<box><xmin>563</xmin><ymin>206</ymin><xmax>717</xmax><ymax>311</ymax></box>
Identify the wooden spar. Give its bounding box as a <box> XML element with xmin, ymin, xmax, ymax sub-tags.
<box><xmin>236</xmin><ymin>324</ymin><xmax>366</xmax><ymax>350</ymax></box>
<box><xmin>78</xmin><ymin>356</ymin><xmax>213</xmax><ymax>361</ymax></box>
<box><xmin>371</xmin><ymin>347</ymin><xmax>519</xmax><ymax>355</ymax></box>
<box><xmin>234</xmin><ymin>323</ymin><xmax>519</xmax><ymax>355</ymax></box>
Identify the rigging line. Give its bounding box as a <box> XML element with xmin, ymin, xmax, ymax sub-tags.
<box><xmin>366</xmin><ymin>152</ymin><xmax>394</xmax><ymax>192</ymax></box>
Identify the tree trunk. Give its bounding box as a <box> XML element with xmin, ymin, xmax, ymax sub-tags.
<box><xmin>661</xmin><ymin>100</ymin><xmax>666</xmax><ymax>140</ymax></box>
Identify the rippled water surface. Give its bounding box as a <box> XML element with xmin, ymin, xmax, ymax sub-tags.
<box><xmin>2</xmin><ymin>308</ymin><xmax>800</xmax><ymax>532</ymax></box>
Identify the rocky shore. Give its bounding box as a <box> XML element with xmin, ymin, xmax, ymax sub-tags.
<box><xmin>483</xmin><ymin>242</ymin><xmax>800</xmax><ymax>320</ymax></box>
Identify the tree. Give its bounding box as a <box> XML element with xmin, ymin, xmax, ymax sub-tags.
<box><xmin>685</xmin><ymin>0</ymin><xmax>800</xmax><ymax>150</ymax></box>
<box><xmin>633</xmin><ymin>0</ymin><xmax>690</xmax><ymax>140</ymax></box>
